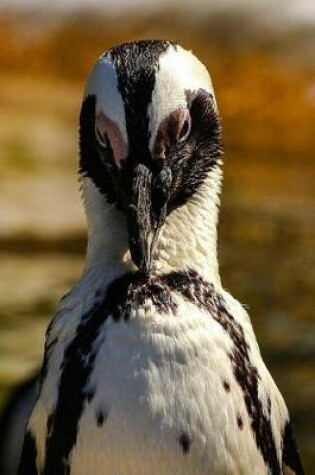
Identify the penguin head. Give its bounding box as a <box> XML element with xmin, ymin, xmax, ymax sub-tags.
<box><xmin>80</xmin><ymin>40</ymin><xmax>222</xmax><ymax>272</ymax></box>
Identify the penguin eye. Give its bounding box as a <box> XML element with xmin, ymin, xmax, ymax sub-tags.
<box><xmin>178</xmin><ymin>116</ymin><xmax>191</xmax><ymax>143</ymax></box>
<box><xmin>95</xmin><ymin>126</ymin><xmax>110</xmax><ymax>149</ymax></box>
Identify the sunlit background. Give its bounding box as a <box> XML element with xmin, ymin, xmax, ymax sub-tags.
<box><xmin>0</xmin><ymin>0</ymin><xmax>314</xmax><ymax>471</ymax></box>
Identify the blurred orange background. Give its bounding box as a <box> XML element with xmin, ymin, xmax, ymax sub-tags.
<box><xmin>0</xmin><ymin>0</ymin><xmax>314</xmax><ymax>471</ymax></box>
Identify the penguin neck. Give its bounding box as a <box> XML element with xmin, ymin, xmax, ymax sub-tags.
<box><xmin>81</xmin><ymin>177</ymin><xmax>132</xmax><ymax>284</ymax></box>
<box><xmin>80</xmin><ymin>164</ymin><xmax>222</xmax><ymax>291</ymax></box>
<box><xmin>150</xmin><ymin>165</ymin><xmax>222</xmax><ymax>287</ymax></box>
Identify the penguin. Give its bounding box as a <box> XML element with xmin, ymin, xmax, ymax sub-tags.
<box><xmin>18</xmin><ymin>40</ymin><xmax>304</xmax><ymax>475</ymax></box>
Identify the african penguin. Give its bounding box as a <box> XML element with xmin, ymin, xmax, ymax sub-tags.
<box><xmin>18</xmin><ymin>40</ymin><xmax>304</xmax><ymax>475</ymax></box>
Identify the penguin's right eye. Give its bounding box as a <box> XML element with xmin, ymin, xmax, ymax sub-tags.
<box><xmin>95</xmin><ymin>126</ymin><xmax>110</xmax><ymax>149</ymax></box>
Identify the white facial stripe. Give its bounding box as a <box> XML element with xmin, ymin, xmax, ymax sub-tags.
<box><xmin>84</xmin><ymin>56</ymin><xmax>128</xmax><ymax>159</ymax></box>
<box><xmin>148</xmin><ymin>44</ymin><xmax>216</xmax><ymax>152</ymax></box>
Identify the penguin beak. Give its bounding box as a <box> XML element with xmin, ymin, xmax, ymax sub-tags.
<box><xmin>126</xmin><ymin>164</ymin><xmax>172</xmax><ymax>273</ymax></box>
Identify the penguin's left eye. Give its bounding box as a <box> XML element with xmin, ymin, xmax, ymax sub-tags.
<box><xmin>178</xmin><ymin>116</ymin><xmax>191</xmax><ymax>143</ymax></box>
<box><xmin>95</xmin><ymin>126</ymin><xmax>110</xmax><ymax>149</ymax></box>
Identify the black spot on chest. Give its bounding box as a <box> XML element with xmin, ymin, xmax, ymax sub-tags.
<box><xmin>237</xmin><ymin>413</ymin><xmax>244</xmax><ymax>430</ymax></box>
<box><xmin>178</xmin><ymin>432</ymin><xmax>191</xmax><ymax>455</ymax></box>
<box><xmin>222</xmin><ymin>379</ymin><xmax>231</xmax><ymax>392</ymax></box>
<box><xmin>96</xmin><ymin>408</ymin><xmax>108</xmax><ymax>427</ymax></box>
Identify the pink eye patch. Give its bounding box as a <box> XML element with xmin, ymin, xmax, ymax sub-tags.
<box><xmin>154</xmin><ymin>108</ymin><xmax>191</xmax><ymax>167</ymax></box>
<box><xmin>96</xmin><ymin>111</ymin><xmax>128</xmax><ymax>169</ymax></box>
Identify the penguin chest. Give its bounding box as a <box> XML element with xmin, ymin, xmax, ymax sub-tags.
<box><xmin>58</xmin><ymin>312</ymin><xmax>268</xmax><ymax>475</ymax></box>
